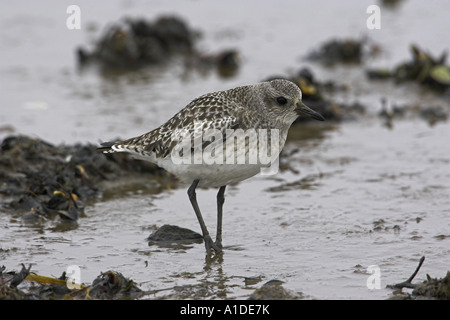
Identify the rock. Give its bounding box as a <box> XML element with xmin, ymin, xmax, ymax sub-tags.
<box><xmin>146</xmin><ymin>224</ymin><xmax>203</xmax><ymax>244</ymax></box>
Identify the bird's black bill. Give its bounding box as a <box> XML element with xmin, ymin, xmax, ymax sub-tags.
<box><xmin>295</xmin><ymin>102</ymin><xmax>325</xmax><ymax>121</ymax></box>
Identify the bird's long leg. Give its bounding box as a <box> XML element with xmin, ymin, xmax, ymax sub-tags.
<box><xmin>187</xmin><ymin>179</ymin><xmax>222</xmax><ymax>253</ymax></box>
<box><xmin>215</xmin><ymin>185</ymin><xmax>226</xmax><ymax>249</ymax></box>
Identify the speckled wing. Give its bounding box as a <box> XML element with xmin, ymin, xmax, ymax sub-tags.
<box><xmin>100</xmin><ymin>93</ymin><xmax>251</xmax><ymax>159</ymax></box>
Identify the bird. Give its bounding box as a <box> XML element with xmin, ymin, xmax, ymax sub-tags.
<box><xmin>99</xmin><ymin>79</ymin><xmax>324</xmax><ymax>254</ymax></box>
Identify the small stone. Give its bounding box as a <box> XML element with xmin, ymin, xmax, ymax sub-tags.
<box><xmin>146</xmin><ymin>224</ymin><xmax>203</xmax><ymax>243</ymax></box>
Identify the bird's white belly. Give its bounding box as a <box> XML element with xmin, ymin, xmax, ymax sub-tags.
<box><xmin>155</xmin><ymin>157</ymin><xmax>263</xmax><ymax>188</ymax></box>
<box><xmin>128</xmin><ymin>128</ymin><xmax>287</xmax><ymax>188</ymax></box>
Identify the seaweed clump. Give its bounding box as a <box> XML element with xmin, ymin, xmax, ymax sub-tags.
<box><xmin>387</xmin><ymin>257</ymin><xmax>450</xmax><ymax>300</ymax></box>
<box><xmin>0</xmin><ymin>135</ymin><xmax>164</xmax><ymax>222</ymax></box>
<box><xmin>306</xmin><ymin>38</ymin><xmax>379</xmax><ymax>65</ymax></box>
<box><xmin>367</xmin><ymin>44</ymin><xmax>450</xmax><ymax>93</ymax></box>
<box><xmin>0</xmin><ymin>265</ymin><xmax>143</xmax><ymax>300</ymax></box>
<box><xmin>412</xmin><ymin>272</ymin><xmax>450</xmax><ymax>300</ymax></box>
<box><xmin>77</xmin><ymin>15</ymin><xmax>240</xmax><ymax>77</ymax></box>
<box><xmin>78</xmin><ymin>16</ymin><xmax>197</xmax><ymax>69</ymax></box>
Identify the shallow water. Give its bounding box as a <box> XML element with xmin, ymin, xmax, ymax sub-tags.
<box><xmin>1</xmin><ymin>0</ymin><xmax>450</xmax><ymax>299</ymax></box>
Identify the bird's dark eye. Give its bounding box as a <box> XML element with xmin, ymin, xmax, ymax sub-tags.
<box><xmin>276</xmin><ymin>97</ymin><xmax>287</xmax><ymax>105</ymax></box>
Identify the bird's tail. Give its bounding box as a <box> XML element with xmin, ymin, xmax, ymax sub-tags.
<box><xmin>97</xmin><ymin>141</ymin><xmax>117</xmax><ymax>153</ymax></box>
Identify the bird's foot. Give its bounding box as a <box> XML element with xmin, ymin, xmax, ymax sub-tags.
<box><xmin>204</xmin><ymin>235</ymin><xmax>222</xmax><ymax>254</ymax></box>
<box><xmin>214</xmin><ymin>238</ymin><xmax>223</xmax><ymax>250</ymax></box>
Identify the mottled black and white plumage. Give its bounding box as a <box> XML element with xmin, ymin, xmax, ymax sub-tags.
<box><xmin>99</xmin><ymin>79</ymin><xmax>324</xmax><ymax>254</ymax></box>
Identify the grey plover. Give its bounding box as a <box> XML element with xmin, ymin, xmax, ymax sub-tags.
<box><xmin>99</xmin><ymin>79</ymin><xmax>324</xmax><ymax>254</ymax></box>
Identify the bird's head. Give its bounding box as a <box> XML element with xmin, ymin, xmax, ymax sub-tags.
<box><xmin>258</xmin><ymin>79</ymin><xmax>325</xmax><ymax>125</ymax></box>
